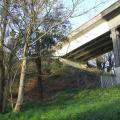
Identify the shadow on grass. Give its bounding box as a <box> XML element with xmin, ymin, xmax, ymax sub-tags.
<box><xmin>0</xmin><ymin>87</ymin><xmax>120</xmax><ymax>120</ymax></box>
<box><xmin>17</xmin><ymin>99</ymin><xmax>120</xmax><ymax>120</ymax></box>
<box><xmin>67</xmin><ymin>100</ymin><xmax>120</xmax><ymax>120</ymax></box>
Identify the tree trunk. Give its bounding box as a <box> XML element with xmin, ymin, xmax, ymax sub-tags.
<box><xmin>0</xmin><ymin>50</ymin><xmax>5</xmax><ymax>113</ymax></box>
<box><xmin>0</xmin><ymin>0</ymin><xmax>9</xmax><ymax>112</ymax></box>
<box><xmin>35</xmin><ymin>57</ymin><xmax>43</xmax><ymax>99</ymax></box>
<box><xmin>13</xmin><ymin>44</ymin><xmax>27</xmax><ymax>112</ymax></box>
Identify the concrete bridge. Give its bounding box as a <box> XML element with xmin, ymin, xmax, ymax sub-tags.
<box><xmin>54</xmin><ymin>1</ymin><xmax>120</xmax><ymax>65</ymax></box>
<box><xmin>53</xmin><ymin>1</ymin><xmax>120</xmax><ymax>85</ymax></box>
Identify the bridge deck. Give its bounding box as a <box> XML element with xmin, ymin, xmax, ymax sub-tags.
<box><xmin>54</xmin><ymin>1</ymin><xmax>120</xmax><ymax>61</ymax></box>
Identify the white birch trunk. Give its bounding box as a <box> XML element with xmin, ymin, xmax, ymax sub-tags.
<box><xmin>13</xmin><ymin>44</ymin><xmax>27</xmax><ymax>112</ymax></box>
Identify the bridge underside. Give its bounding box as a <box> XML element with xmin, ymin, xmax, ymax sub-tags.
<box><xmin>63</xmin><ymin>32</ymin><xmax>113</xmax><ymax>62</ymax></box>
<box><xmin>63</xmin><ymin>27</ymin><xmax>120</xmax><ymax>62</ymax></box>
<box><xmin>55</xmin><ymin>1</ymin><xmax>120</xmax><ymax>62</ymax></box>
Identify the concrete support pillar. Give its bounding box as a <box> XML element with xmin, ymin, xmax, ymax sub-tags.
<box><xmin>111</xmin><ymin>28</ymin><xmax>120</xmax><ymax>84</ymax></box>
<box><xmin>115</xmin><ymin>67</ymin><xmax>120</xmax><ymax>84</ymax></box>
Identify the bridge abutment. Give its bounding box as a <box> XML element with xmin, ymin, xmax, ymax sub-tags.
<box><xmin>111</xmin><ymin>28</ymin><xmax>120</xmax><ymax>84</ymax></box>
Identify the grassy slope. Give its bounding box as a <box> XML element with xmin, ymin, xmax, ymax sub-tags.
<box><xmin>1</xmin><ymin>86</ymin><xmax>120</xmax><ymax>120</ymax></box>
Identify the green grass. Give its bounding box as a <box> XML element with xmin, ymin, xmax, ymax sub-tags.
<box><xmin>1</xmin><ymin>86</ymin><xmax>120</xmax><ymax>120</ymax></box>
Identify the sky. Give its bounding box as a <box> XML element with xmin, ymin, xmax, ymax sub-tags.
<box><xmin>65</xmin><ymin>0</ymin><xmax>118</xmax><ymax>30</ymax></box>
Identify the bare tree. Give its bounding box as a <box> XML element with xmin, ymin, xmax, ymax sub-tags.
<box><xmin>0</xmin><ymin>0</ymin><xmax>111</xmax><ymax>113</ymax></box>
<box><xmin>0</xmin><ymin>0</ymin><xmax>11</xmax><ymax>113</ymax></box>
<box><xmin>11</xmin><ymin>0</ymin><xmax>82</xmax><ymax>112</ymax></box>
